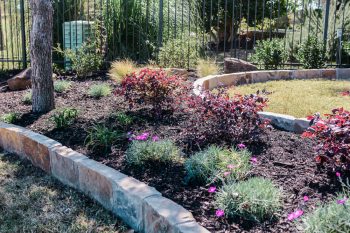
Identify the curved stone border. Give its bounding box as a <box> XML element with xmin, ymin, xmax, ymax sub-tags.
<box><xmin>0</xmin><ymin>122</ymin><xmax>209</xmax><ymax>233</ymax></box>
<box><xmin>193</xmin><ymin>68</ymin><xmax>350</xmax><ymax>133</ymax></box>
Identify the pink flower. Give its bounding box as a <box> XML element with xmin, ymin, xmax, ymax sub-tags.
<box><xmin>251</xmin><ymin>157</ymin><xmax>258</xmax><ymax>164</ymax></box>
<box><xmin>288</xmin><ymin>210</ymin><xmax>304</xmax><ymax>221</ymax></box>
<box><xmin>336</xmin><ymin>172</ymin><xmax>341</xmax><ymax>177</ymax></box>
<box><xmin>337</xmin><ymin>198</ymin><xmax>347</xmax><ymax>205</ymax></box>
<box><xmin>223</xmin><ymin>171</ymin><xmax>231</xmax><ymax>177</ymax></box>
<box><xmin>215</xmin><ymin>209</ymin><xmax>225</xmax><ymax>217</ymax></box>
<box><xmin>227</xmin><ymin>164</ymin><xmax>235</xmax><ymax>170</ymax></box>
<box><xmin>152</xmin><ymin>136</ymin><xmax>160</xmax><ymax>142</ymax></box>
<box><xmin>135</xmin><ymin>132</ymin><xmax>150</xmax><ymax>141</ymax></box>
<box><xmin>237</xmin><ymin>143</ymin><xmax>246</xmax><ymax>149</ymax></box>
<box><xmin>208</xmin><ymin>186</ymin><xmax>217</xmax><ymax>193</ymax></box>
<box><xmin>303</xmin><ymin>196</ymin><xmax>309</xmax><ymax>202</ymax></box>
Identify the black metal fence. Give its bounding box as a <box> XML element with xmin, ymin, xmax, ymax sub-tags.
<box><xmin>0</xmin><ymin>0</ymin><xmax>350</xmax><ymax>71</ymax></box>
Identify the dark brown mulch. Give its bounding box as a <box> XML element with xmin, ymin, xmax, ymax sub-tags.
<box><xmin>0</xmin><ymin>76</ymin><xmax>341</xmax><ymax>233</ymax></box>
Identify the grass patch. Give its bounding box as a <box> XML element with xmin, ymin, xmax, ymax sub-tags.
<box><xmin>108</xmin><ymin>59</ymin><xmax>137</xmax><ymax>83</ymax></box>
<box><xmin>0</xmin><ymin>151</ymin><xmax>129</xmax><ymax>233</ymax></box>
<box><xmin>229</xmin><ymin>79</ymin><xmax>350</xmax><ymax>118</ymax></box>
<box><xmin>54</xmin><ymin>80</ymin><xmax>72</xmax><ymax>93</ymax></box>
<box><xmin>197</xmin><ymin>58</ymin><xmax>220</xmax><ymax>78</ymax></box>
<box><xmin>88</xmin><ymin>84</ymin><xmax>112</xmax><ymax>98</ymax></box>
<box><xmin>0</xmin><ymin>113</ymin><xmax>19</xmax><ymax>124</ymax></box>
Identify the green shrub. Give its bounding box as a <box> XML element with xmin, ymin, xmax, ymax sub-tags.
<box><xmin>54</xmin><ymin>80</ymin><xmax>72</xmax><ymax>93</ymax></box>
<box><xmin>22</xmin><ymin>91</ymin><xmax>32</xmax><ymax>105</ymax></box>
<box><xmin>114</xmin><ymin>112</ymin><xmax>134</xmax><ymax>126</ymax></box>
<box><xmin>51</xmin><ymin>108</ymin><xmax>78</xmax><ymax>129</ymax></box>
<box><xmin>197</xmin><ymin>58</ymin><xmax>220</xmax><ymax>77</ymax></box>
<box><xmin>125</xmin><ymin>140</ymin><xmax>180</xmax><ymax>166</ymax></box>
<box><xmin>251</xmin><ymin>38</ymin><xmax>288</xmax><ymax>70</ymax></box>
<box><xmin>297</xmin><ymin>36</ymin><xmax>326</xmax><ymax>69</ymax></box>
<box><xmin>85</xmin><ymin>124</ymin><xmax>123</xmax><ymax>153</ymax></box>
<box><xmin>1</xmin><ymin>113</ymin><xmax>19</xmax><ymax>124</ymax></box>
<box><xmin>159</xmin><ymin>34</ymin><xmax>202</xmax><ymax>69</ymax></box>
<box><xmin>215</xmin><ymin>177</ymin><xmax>282</xmax><ymax>222</ymax></box>
<box><xmin>108</xmin><ymin>59</ymin><xmax>137</xmax><ymax>83</ymax></box>
<box><xmin>88</xmin><ymin>84</ymin><xmax>112</xmax><ymax>98</ymax></box>
<box><xmin>184</xmin><ymin>146</ymin><xmax>251</xmax><ymax>184</ymax></box>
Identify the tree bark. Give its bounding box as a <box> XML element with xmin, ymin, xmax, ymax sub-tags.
<box><xmin>30</xmin><ymin>0</ymin><xmax>55</xmax><ymax>113</ymax></box>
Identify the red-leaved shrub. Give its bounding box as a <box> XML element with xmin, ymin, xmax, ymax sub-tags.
<box><xmin>117</xmin><ymin>68</ymin><xmax>190</xmax><ymax>116</ymax></box>
<box><xmin>302</xmin><ymin>108</ymin><xmax>350</xmax><ymax>172</ymax></box>
<box><xmin>184</xmin><ymin>88</ymin><xmax>269</xmax><ymax>148</ymax></box>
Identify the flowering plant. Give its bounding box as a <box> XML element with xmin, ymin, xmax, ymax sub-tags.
<box><xmin>302</xmin><ymin>108</ymin><xmax>350</xmax><ymax>172</ymax></box>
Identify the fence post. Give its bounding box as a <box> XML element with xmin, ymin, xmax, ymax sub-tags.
<box><xmin>323</xmin><ymin>0</ymin><xmax>331</xmax><ymax>51</ymax></box>
<box><xmin>20</xmin><ymin>0</ymin><xmax>27</xmax><ymax>69</ymax></box>
<box><xmin>158</xmin><ymin>0</ymin><xmax>164</xmax><ymax>49</ymax></box>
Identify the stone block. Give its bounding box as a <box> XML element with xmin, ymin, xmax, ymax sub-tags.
<box><xmin>259</xmin><ymin>112</ymin><xmax>296</xmax><ymax>132</ymax></box>
<box><xmin>176</xmin><ymin>221</ymin><xmax>210</xmax><ymax>233</ymax></box>
<box><xmin>112</xmin><ymin>176</ymin><xmax>161</xmax><ymax>231</ymax></box>
<box><xmin>50</xmin><ymin>146</ymin><xmax>88</xmax><ymax>188</ymax></box>
<box><xmin>292</xmin><ymin>69</ymin><xmax>322</xmax><ymax>80</ymax></box>
<box><xmin>251</xmin><ymin>71</ymin><xmax>273</xmax><ymax>83</ymax></box>
<box><xmin>294</xmin><ymin>118</ymin><xmax>311</xmax><ymax>134</ymax></box>
<box><xmin>142</xmin><ymin>196</ymin><xmax>195</xmax><ymax>233</ymax></box>
<box><xmin>321</xmin><ymin>69</ymin><xmax>336</xmax><ymax>80</ymax></box>
<box><xmin>336</xmin><ymin>68</ymin><xmax>350</xmax><ymax>80</ymax></box>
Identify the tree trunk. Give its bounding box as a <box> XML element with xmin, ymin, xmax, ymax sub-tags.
<box><xmin>30</xmin><ymin>0</ymin><xmax>55</xmax><ymax>113</ymax></box>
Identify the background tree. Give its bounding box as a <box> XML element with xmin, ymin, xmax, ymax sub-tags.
<box><xmin>30</xmin><ymin>0</ymin><xmax>55</xmax><ymax>113</ymax></box>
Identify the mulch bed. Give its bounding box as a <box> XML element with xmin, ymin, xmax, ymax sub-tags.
<box><xmin>0</xmin><ymin>74</ymin><xmax>341</xmax><ymax>233</ymax></box>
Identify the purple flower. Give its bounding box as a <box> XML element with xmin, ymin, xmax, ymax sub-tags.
<box><xmin>208</xmin><ymin>186</ymin><xmax>217</xmax><ymax>193</ymax></box>
<box><xmin>227</xmin><ymin>164</ymin><xmax>235</xmax><ymax>170</ymax></box>
<box><xmin>336</xmin><ymin>172</ymin><xmax>341</xmax><ymax>178</ymax></box>
<box><xmin>288</xmin><ymin>210</ymin><xmax>304</xmax><ymax>221</ymax></box>
<box><xmin>152</xmin><ymin>136</ymin><xmax>160</xmax><ymax>142</ymax></box>
<box><xmin>215</xmin><ymin>209</ymin><xmax>225</xmax><ymax>217</ymax></box>
<box><xmin>135</xmin><ymin>132</ymin><xmax>150</xmax><ymax>141</ymax></box>
<box><xmin>303</xmin><ymin>196</ymin><xmax>309</xmax><ymax>202</ymax></box>
<box><xmin>237</xmin><ymin>143</ymin><xmax>246</xmax><ymax>150</ymax></box>
<box><xmin>337</xmin><ymin>198</ymin><xmax>347</xmax><ymax>205</ymax></box>
<box><xmin>223</xmin><ymin>171</ymin><xmax>231</xmax><ymax>177</ymax></box>
<box><xmin>251</xmin><ymin>157</ymin><xmax>258</xmax><ymax>164</ymax></box>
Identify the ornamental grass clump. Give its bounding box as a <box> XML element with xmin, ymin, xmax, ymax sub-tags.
<box><xmin>51</xmin><ymin>108</ymin><xmax>78</xmax><ymax>129</ymax></box>
<box><xmin>22</xmin><ymin>91</ymin><xmax>32</xmax><ymax>105</ymax></box>
<box><xmin>108</xmin><ymin>59</ymin><xmax>137</xmax><ymax>83</ymax></box>
<box><xmin>54</xmin><ymin>80</ymin><xmax>72</xmax><ymax>93</ymax></box>
<box><xmin>215</xmin><ymin>177</ymin><xmax>282</xmax><ymax>222</ymax></box>
<box><xmin>197</xmin><ymin>58</ymin><xmax>220</xmax><ymax>77</ymax></box>
<box><xmin>1</xmin><ymin>113</ymin><xmax>19</xmax><ymax>124</ymax></box>
<box><xmin>88</xmin><ymin>84</ymin><xmax>112</xmax><ymax>98</ymax></box>
<box><xmin>125</xmin><ymin>136</ymin><xmax>180</xmax><ymax>166</ymax></box>
<box><xmin>184</xmin><ymin>145</ymin><xmax>251</xmax><ymax>184</ymax></box>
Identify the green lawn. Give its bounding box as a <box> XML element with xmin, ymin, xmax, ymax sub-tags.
<box><xmin>0</xmin><ymin>150</ymin><xmax>129</xmax><ymax>233</ymax></box>
<box><xmin>229</xmin><ymin>79</ymin><xmax>350</xmax><ymax>118</ymax></box>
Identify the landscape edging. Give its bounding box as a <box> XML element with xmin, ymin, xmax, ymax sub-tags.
<box><xmin>193</xmin><ymin>68</ymin><xmax>350</xmax><ymax>133</ymax></box>
<box><xmin>0</xmin><ymin>122</ymin><xmax>209</xmax><ymax>233</ymax></box>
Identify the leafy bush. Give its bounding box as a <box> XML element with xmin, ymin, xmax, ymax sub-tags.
<box><xmin>159</xmin><ymin>34</ymin><xmax>202</xmax><ymax>69</ymax></box>
<box><xmin>1</xmin><ymin>113</ymin><xmax>19</xmax><ymax>124</ymax></box>
<box><xmin>51</xmin><ymin>108</ymin><xmax>78</xmax><ymax>129</ymax></box>
<box><xmin>117</xmin><ymin>68</ymin><xmax>190</xmax><ymax>116</ymax></box>
<box><xmin>215</xmin><ymin>177</ymin><xmax>282</xmax><ymax>222</ymax></box>
<box><xmin>85</xmin><ymin>124</ymin><xmax>124</xmax><ymax>153</ymax></box>
<box><xmin>125</xmin><ymin>139</ymin><xmax>181</xmax><ymax>166</ymax></box>
<box><xmin>55</xmin><ymin>41</ymin><xmax>103</xmax><ymax>77</ymax></box>
<box><xmin>114</xmin><ymin>112</ymin><xmax>134</xmax><ymax>127</ymax></box>
<box><xmin>54</xmin><ymin>80</ymin><xmax>72</xmax><ymax>93</ymax></box>
<box><xmin>297</xmin><ymin>36</ymin><xmax>326</xmax><ymax>69</ymax></box>
<box><xmin>197</xmin><ymin>59</ymin><xmax>220</xmax><ymax>78</ymax></box>
<box><xmin>302</xmin><ymin>108</ymin><xmax>350</xmax><ymax>172</ymax></box>
<box><xmin>302</xmin><ymin>193</ymin><xmax>350</xmax><ymax>233</ymax></box>
<box><xmin>251</xmin><ymin>38</ymin><xmax>288</xmax><ymax>70</ymax></box>
<box><xmin>22</xmin><ymin>91</ymin><xmax>32</xmax><ymax>105</ymax></box>
<box><xmin>108</xmin><ymin>59</ymin><xmax>137</xmax><ymax>83</ymax></box>
<box><xmin>185</xmin><ymin>89</ymin><xmax>268</xmax><ymax>148</ymax></box>
<box><xmin>185</xmin><ymin>145</ymin><xmax>251</xmax><ymax>184</ymax></box>
<box><xmin>88</xmin><ymin>84</ymin><xmax>112</xmax><ymax>98</ymax></box>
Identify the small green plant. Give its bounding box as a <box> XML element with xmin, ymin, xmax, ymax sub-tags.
<box><xmin>54</xmin><ymin>80</ymin><xmax>72</xmax><ymax>93</ymax></box>
<box><xmin>159</xmin><ymin>34</ymin><xmax>202</xmax><ymax>69</ymax></box>
<box><xmin>297</xmin><ymin>36</ymin><xmax>326</xmax><ymax>69</ymax></box>
<box><xmin>1</xmin><ymin>113</ymin><xmax>19</xmax><ymax>124</ymax></box>
<box><xmin>108</xmin><ymin>59</ymin><xmax>137</xmax><ymax>83</ymax></box>
<box><xmin>51</xmin><ymin>108</ymin><xmax>78</xmax><ymax>129</ymax></box>
<box><xmin>85</xmin><ymin>124</ymin><xmax>123</xmax><ymax>153</ymax></box>
<box><xmin>215</xmin><ymin>177</ymin><xmax>282</xmax><ymax>222</ymax></box>
<box><xmin>88</xmin><ymin>84</ymin><xmax>112</xmax><ymax>98</ymax></box>
<box><xmin>22</xmin><ymin>91</ymin><xmax>32</xmax><ymax>105</ymax></box>
<box><xmin>251</xmin><ymin>38</ymin><xmax>288</xmax><ymax>70</ymax></box>
<box><xmin>125</xmin><ymin>139</ymin><xmax>181</xmax><ymax>166</ymax></box>
<box><xmin>184</xmin><ymin>146</ymin><xmax>251</xmax><ymax>184</ymax></box>
<box><xmin>114</xmin><ymin>112</ymin><xmax>134</xmax><ymax>126</ymax></box>
<box><xmin>55</xmin><ymin>41</ymin><xmax>103</xmax><ymax>77</ymax></box>
<box><xmin>197</xmin><ymin>58</ymin><xmax>220</xmax><ymax>77</ymax></box>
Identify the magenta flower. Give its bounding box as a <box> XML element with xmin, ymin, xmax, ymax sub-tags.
<box><xmin>288</xmin><ymin>209</ymin><xmax>304</xmax><ymax>221</ymax></box>
<box><xmin>208</xmin><ymin>186</ymin><xmax>217</xmax><ymax>193</ymax></box>
<box><xmin>336</xmin><ymin>172</ymin><xmax>341</xmax><ymax>178</ymax></box>
<box><xmin>237</xmin><ymin>143</ymin><xmax>246</xmax><ymax>150</ymax></box>
<box><xmin>227</xmin><ymin>164</ymin><xmax>235</xmax><ymax>170</ymax></box>
<box><xmin>251</xmin><ymin>157</ymin><xmax>258</xmax><ymax>164</ymax></box>
<box><xmin>223</xmin><ymin>171</ymin><xmax>231</xmax><ymax>177</ymax></box>
<box><xmin>303</xmin><ymin>196</ymin><xmax>309</xmax><ymax>202</ymax></box>
<box><xmin>337</xmin><ymin>198</ymin><xmax>348</xmax><ymax>205</ymax></box>
<box><xmin>215</xmin><ymin>209</ymin><xmax>225</xmax><ymax>217</ymax></box>
<box><xmin>135</xmin><ymin>132</ymin><xmax>150</xmax><ymax>141</ymax></box>
<box><xmin>152</xmin><ymin>136</ymin><xmax>160</xmax><ymax>142</ymax></box>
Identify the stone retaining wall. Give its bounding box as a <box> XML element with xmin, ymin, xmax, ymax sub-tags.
<box><xmin>0</xmin><ymin>122</ymin><xmax>209</xmax><ymax>233</ymax></box>
<box><xmin>193</xmin><ymin>68</ymin><xmax>350</xmax><ymax>133</ymax></box>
